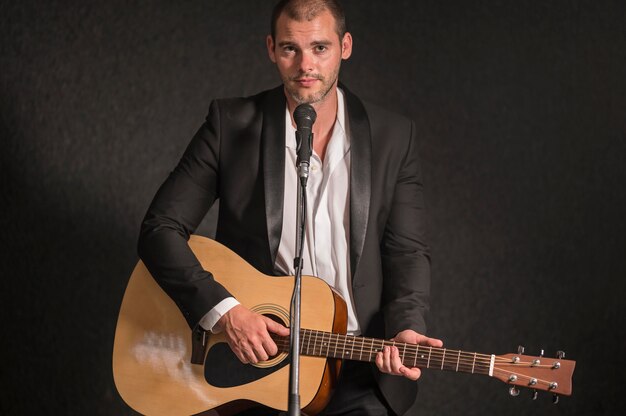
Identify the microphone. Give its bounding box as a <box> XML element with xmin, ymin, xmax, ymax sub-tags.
<box><xmin>293</xmin><ymin>103</ymin><xmax>317</xmax><ymax>185</ymax></box>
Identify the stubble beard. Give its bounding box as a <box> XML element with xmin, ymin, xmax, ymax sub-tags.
<box><xmin>285</xmin><ymin>67</ymin><xmax>340</xmax><ymax>105</ymax></box>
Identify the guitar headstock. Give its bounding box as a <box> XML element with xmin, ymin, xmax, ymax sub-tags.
<box><xmin>491</xmin><ymin>347</ymin><xmax>575</xmax><ymax>402</ymax></box>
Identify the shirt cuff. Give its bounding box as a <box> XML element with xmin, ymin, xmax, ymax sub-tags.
<box><xmin>198</xmin><ymin>297</ymin><xmax>240</xmax><ymax>333</ymax></box>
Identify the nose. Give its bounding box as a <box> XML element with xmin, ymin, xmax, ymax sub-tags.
<box><xmin>298</xmin><ymin>50</ymin><xmax>315</xmax><ymax>73</ymax></box>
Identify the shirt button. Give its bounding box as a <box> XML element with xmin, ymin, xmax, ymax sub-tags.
<box><xmin>311</xmin><ymin>165</ymin><xmax>318</xmax><ymax>172</ymax></box>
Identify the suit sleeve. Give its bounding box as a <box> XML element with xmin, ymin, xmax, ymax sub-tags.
<box><xmin>137</xmin><ymin>100</ymin><xmax>233</xmax><ymax>329</ymax></box>
<box><xmin>380</xmin><ymin>120</ymin><xmax>431</xmax><ymax>339</ymax></box>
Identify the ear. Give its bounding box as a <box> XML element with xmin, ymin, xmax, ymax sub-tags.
<box><xmin>341</xmin><ymin>32</ymin><xmax>353</xmax><ymax>60</ymax></box>
<box><xmin>266</xmin><ymin>35</ymin><xmax>277</xmax><ymax>63</ymax></box>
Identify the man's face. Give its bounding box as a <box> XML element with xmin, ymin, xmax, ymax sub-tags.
<box><xmin>267</xmin><ymin>10</ymin><xmax>352</xmax><ymax>105</ymax></box>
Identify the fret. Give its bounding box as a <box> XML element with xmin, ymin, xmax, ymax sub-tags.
<box><xmin>313</xmin><ymin>329</ymin><xmax>319</xmax><ymax>356</ymax></box>
<box><xmin>441</xmin><ymin>348</ymin><xmax>446</xmax><ymax>370</ymax></box>
<box><xmin>426</xmin><ymin>346</ymin><xmax>432</xmax><ymax>368</ymax></box>
<box><xmin>342</xmin><ymin>335</ymin><xmax>348</xmax><ymax>358</ymax></box>
<box><xmin>370</xmin><ymin>337</ymin><xmax>375</xmax><ymax>361</ymax></box>
<box><xmin>413</xmin><ymin>344</ymin><xmax>418</xmax><ymax>367</ymax></box>
<box><xmin>358</xmin><ymin>336</ymin><xmax>363</xmax><ymax>361</ymax></box>
<box><xmin>471</xmin><ymin>352</ymin><xmax>477</xmax><ymax>374</ymax></box>
<box><xmin>401</xmin><ymin>343</ymin><xmax>406</xmax><ymax>365</ymax></box>
<box><xmin>455</xmin><ymin>350</ymin><xmax>461</xmax><ymax>372</ymax></box>
<box><xmin>325</xmin><ymin>331</ymin><xmax>331</xmax><ymax>357</ymax></box>
<box><xmin>315</xmin><ymin>332</ymin><xmax>326</xmax><ymax>357</ymax></box>
<box><xmin>300</xmin><ymin>329</ymin><xmax>305</xmax><ymax>354</ymax></box>
<box><xmin>417</xmin><ymin>345</ymin><xmax>429</xmax><ymax>367</ymax></box>
<box><xmin>304</xmin><ymin>328</ymin><xmax>311</xmax><ymax>355</ymax></box>
<box><xmin>349</xmin><ymin>335</ymin><xmax>355</xmax><ymax>359</ymax></box>
<box><xmin>333</xmin><ymin>333</ymin><xmax>339</xmax><ymax>358</ymax></box>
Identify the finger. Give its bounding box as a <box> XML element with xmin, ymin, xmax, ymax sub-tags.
<box><xmin>375</xmin><ymin>351</ymin><xmax>384</xmax><ymax>371</ymax></box>
<box><xmin>225</xmin><ymin>335</ymin><xmax>250</xmax><ymax>364</ymax></box>
<box><xmin>245</xmin><ymin>347</ymin><xmax>260</xmax><ymax>364</ymax></box>
<box><xmin>253</xmin><ymin>344</ymin><xmax>269</xmax><ymax>362</ymax></box>
<box><xmin>230</xmin><ymin>344</ymin><xmax>249</xmax><ymax>364</ymax></box>
<box><xmin>236</xmin><ymin>351</ymin><xmax>249</xmax><ymax>364</ymax></box>
<box><xmin>429</xmin><ymin>337</ymin><xmax>444</xmax><ymax>347</ymax></box>
<box><xmin>261</xmin><ymin>320</ymin><xmax>285</xmax><ymax>356</ymax></box>
<box><xmin>260</xmin><ymin>328</ymin><xmax>281</xmax><ymax>357</ymax></box>
<box><xmin>420</xmin><ymin>336</ymin><xmax>443</xmax><ymax>347</ymax></box>
<box><xmin>235</xmin><ymin>339</ymin><xmax>259</xmax><ymax>364</ymax></box>
<box><xmin>382</xmin><ymin>346</ymin><xmax>393</xmax><ymax>373</ymax></box>
<box><xmin>416</xmin><ymin>334</ymin><xmax>443</xmax><ymax>348</ymax></box>
<box><xmin>390</xmin><ymin>347</ymin><xmax>403</xmax><ymax>373</ymax></box>
<box><xmin>265</xmin><ymin>318</ymin><xmax>290</xmax><ymax>336</ymax></box>
<box><xmin>262</xmin><ymin>337</ymin><xmax>279</xmax><ymax>357</ymax></box>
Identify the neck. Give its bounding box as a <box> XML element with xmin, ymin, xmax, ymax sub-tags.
<box><xmin>286</xmin><ymin>84</ymin><xmax>339</xmax><ymax>161</ymax></box>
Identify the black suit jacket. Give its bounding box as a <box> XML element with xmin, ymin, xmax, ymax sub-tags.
<box><xmin>138</xmin><ymin>85</ymin><xmax>431</xmax><ymax>415</ymax></box>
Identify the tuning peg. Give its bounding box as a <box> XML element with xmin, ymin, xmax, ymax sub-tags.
<box><xmin>532</xmin><ymin>390</ymin><xmax>538</xmax><ymax>400</ymax></box>
<box><xmin>552</xmin><ymin>394</ymin><xmax>559</xmax><ymax>404</ymax></box>
<box><xmin>517</xmin><ymin>345</ymin><xmax>525</xmax><ymax>354</ymax></box>
<box><xmin>539</xmin><ymin>349</ymin><xmax>544</xmax><ymax>357</ymax></box>
<box><xmin>553</xmin><ymin>350</ymin><xmax>565</xmax><ymax>369</ymax></box>
<box><xmin>509</xmin><ymin>386</ymin><xmax>520</xmax><ymax>397</ymax></box>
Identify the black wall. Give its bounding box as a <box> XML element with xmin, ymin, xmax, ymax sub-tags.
<box><xmin>1</xmin><ymin>1</ymin><xmax>624</xmax><ymax>415</ymax></box>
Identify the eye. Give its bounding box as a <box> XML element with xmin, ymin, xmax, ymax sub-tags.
<box><xmin>314</xmin><ymin>45</ymin><xmax>327</xmax><ymax>53</ymax></box>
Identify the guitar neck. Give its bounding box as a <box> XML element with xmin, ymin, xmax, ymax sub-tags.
<box><xmin>273</xmin><ymin>329</ymin><xmax>492</xmax><ymax>376</ymax></box>
<box><xmin>273</xmin><ymin>329</ymin><xmax>576</xmax><ymax>397</ymax></box>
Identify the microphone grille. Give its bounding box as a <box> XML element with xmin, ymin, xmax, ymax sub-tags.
<box><xmin>293</xmin><ymin>103</ymin><xmax>317</xmax><ymax>129</ymax></box>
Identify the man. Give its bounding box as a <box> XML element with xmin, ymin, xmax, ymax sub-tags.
<box><xmin>138</xmin><ymin>0</ymin><xmax>442</xmax><ymax>414</ymax></box>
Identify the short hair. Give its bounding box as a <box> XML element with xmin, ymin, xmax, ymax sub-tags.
<box><xmin>270</xmin><ymin>0</ymin><xmax>347</xmax><ymax>40</ymax></box>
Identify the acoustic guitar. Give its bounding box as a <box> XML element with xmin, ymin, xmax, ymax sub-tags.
<box><xmin>113</xmin><ymin>235</ymin><xmax>575</xmax><ymax>415</ymax></box>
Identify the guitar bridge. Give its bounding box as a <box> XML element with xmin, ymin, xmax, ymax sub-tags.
<box><xmin>191</xmin><ymin>326</ymin><xmax>209</xmax><ymax>365</ymax></box>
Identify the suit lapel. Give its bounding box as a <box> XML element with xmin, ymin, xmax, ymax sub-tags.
<box><xmin>343</xmin><ymin>86</ymin><xmax>372</xmax><ymax>282</ymax></box>
<box><xmin>261</xmin><ymin>86</ymin><xmax>287</xmax><ymax>269</ymax></box>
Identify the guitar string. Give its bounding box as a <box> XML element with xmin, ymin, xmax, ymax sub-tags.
<box><xmin>270</xmin><ymin>331</ymin><xmax>562</xmax><ymax>384</ymax></box>
<box><xmin>272</xmin><ymin>335</ymin><xmax>493</xmax><ymax>364</ymax></box>
<box><xmin>271</xmin><ymin>337</ymin><xmax>492</xmax><ymax>371</ymax></box>
<box><xmin>271</xmin><ymin>338</ymin><xmax>562</xmax><ymax>389</ymax></box>
<box><xmin>491</xmin><ymin>367</ymin><xmax>559</xmax><ymax>390</ymax></box>
<box><xmin>272</xmin><ymin>338</ymin><xmax>561</xmax><ymax>388</ymax></box>
<box><xmin>273</xmin><ymin>332</ymin><xmax>494</xmax><ymax>362</ymax></box>
<box><xmin>273</xmin><ymin>334</ymin><xmax>556</xmax><ymax>371</ymax></box>
<box><xmin>274</xmin><ymin>331</ymin><xmax>550</xmax><ymax>366</ymax></box>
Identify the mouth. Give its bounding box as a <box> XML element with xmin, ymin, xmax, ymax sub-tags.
<box><xmin>293</xmin><ymin>77</ymin><xmax>320</xmax><ymax>87</ymax></box>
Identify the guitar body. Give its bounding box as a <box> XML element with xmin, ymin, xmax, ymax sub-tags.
<box><xmin>113</xmin><ymin>235</ymin><xmax>347</xmax><ymax>416</ymax></box>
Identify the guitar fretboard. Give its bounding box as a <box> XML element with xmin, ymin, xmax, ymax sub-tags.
<box><xmin>273</xmin><ymin>329</ymin><xmax>492</xmax><ymax>375</ymax></box>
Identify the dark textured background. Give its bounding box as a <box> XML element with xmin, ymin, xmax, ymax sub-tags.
<box><xmin>1</xmin><ymin>1</ymin><xmax>625</xmax><ymax>415</ymax></box>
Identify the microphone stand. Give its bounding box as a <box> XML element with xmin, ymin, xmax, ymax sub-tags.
<box><xmin>288</xmin><ymin>103</ymin><xmax>315</xmax><ymax>416</ymax></box>
<box><xmin>288</xmin><ymin>136</ymin><xmax>312</xmax><ymax>416</ymax></box>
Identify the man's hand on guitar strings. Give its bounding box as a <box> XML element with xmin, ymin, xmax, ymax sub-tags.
<box><xmin>375</xmin><ymin>329</ymin><xmax>443</xmax><ymax>381</ymax></box>
<box><xmin>216</xmin><ymin>304</ymin><xmax>290</xmax><ymax>364</ymax></box>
